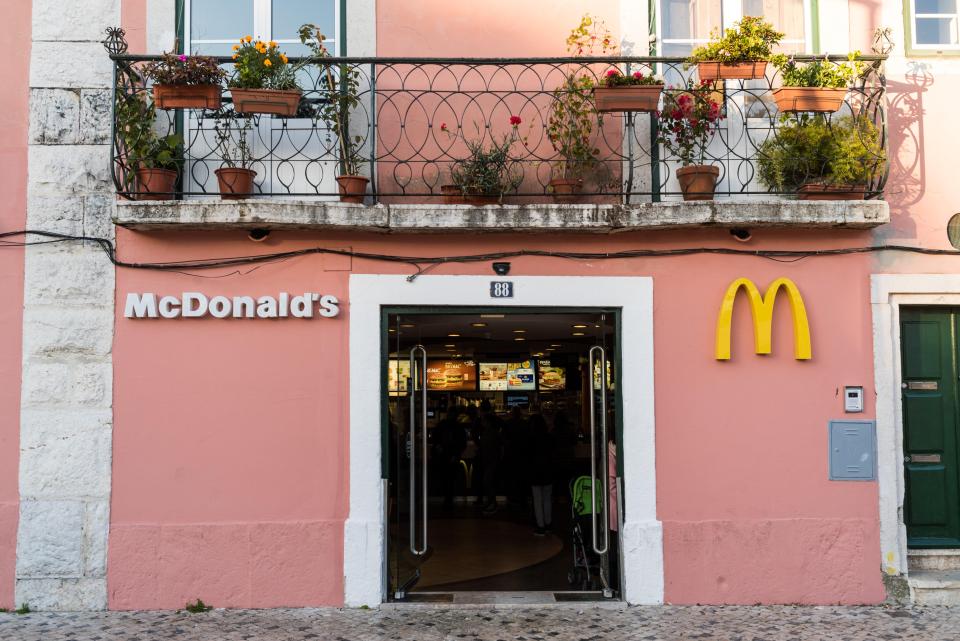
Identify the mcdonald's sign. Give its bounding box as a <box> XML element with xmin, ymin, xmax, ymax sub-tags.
<box><xmin>715</xmin><ymin>277</ymin><xmax>812</xmax><ymax>360</ymax></box>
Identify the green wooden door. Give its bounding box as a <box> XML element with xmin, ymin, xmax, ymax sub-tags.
<box><xmin>901</xmin><ymin>308</ymin><xmax>960</xmax><ymax>547</ymax></box>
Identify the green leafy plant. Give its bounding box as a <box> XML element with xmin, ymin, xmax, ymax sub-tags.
<box><xmin>115</xmin><ymin>92</ymin><xmax>183</xmax><ymax>176</ymax></box>
<box><xmin>689</xmin><ymin>16</ymin><xmax>784</xmax><ymax>64</ymax></box>
<box><xmin>442</xmin><ymin>120</ymin><xmax>524</xmax><ymax>199</ymax></box>
<box><xmin>601</xmin><ymin>68</ymin><xmax>662</xmax><ymax>87</ymax></box>
<box><xmin>546</xmin><ymin>15</ymin><xmax>617</xmax><ymax>183</ymax></box>
<box><xmin>770</xmin><ymin>52</ymin><xmax>865</xmax><ymax>88</ymax></box>
<box><xmin>142</xmin><ymin>52</ymin><xmax>226</xmax><ymax>86</ymax></box>
<box><xmin>214</xmin><ymin>116</ymin><xmax>255</xmax><ymax>169</ymax></box>
<box><xmin>229</xmin><ymin>36</ymin><xmax>299</xmax><ymax>90</ymax></box>
<box><xmin>15</xmin><ymin>604</ymin><xmax>30</xmax><ymax>615</ymax></box>
<box><xmin>656</xmin><ymin>83</ymin><xmax>725</xmax><ymax>166</ymax></box>
<box><xmin>757</xmin><ymin>115</ymin><xmax>885</xmax><ymax>190</ymax></box>
<box><xmin>184</xmin><ymin>599</ymin><xmax>212</xmax><ymax>613</ymax></box>
<box><xmin>299</xmin><ymin>24</ymin><xmax>365</xmax><ymax>176</ymax></box>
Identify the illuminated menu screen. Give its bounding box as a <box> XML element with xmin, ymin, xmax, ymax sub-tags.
<box><xmin>507</xmin><ymin>361</ymin><xmax>536</xmax><ymax>391</ymax></box>
<box><xmin>387</xmin><ymin>359</ymin><xmax>412</xmax><ymax>395</ymax></box>
<box><xmin>479</xmin><ymin>362</ymin><xmax>509</xmax><ymax>391</ymax></box>
<box><xmin>426</xmin><ymin>360</ymin><xmax>477</xmax><ymax>391</ymax></box>
<box><xmin>537</xmin><ymin>361</ymin><xmax>566</xmax><ymax>390</ymax></box>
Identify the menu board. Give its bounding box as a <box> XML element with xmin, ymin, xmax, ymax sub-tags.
<box><xmin>507</xmin><ymin>361</ymin><xmax>536</xmax><ymax>391</ymax></box>
<box><xmin>537</xmin><ymin>361</ymin><xmax>566</xmax><ymax>391</ymax></box>
<box><xmin>593</xmin><ymin>358</ymin><xmax>614</xmax><ymax>390</ymax></box>
<box><xmin>479</xmin><ymin>362</ymin><xmax>509</xmax><ymax>391</ymax></box>
<box><xmin>387</xmin><ymin>359</ymin><xmax>412</xmax><ymax>396</ymax></box>
<box><xmin>426</xmin><ymin>360</ymin><xmax>477</xmax><ymax>391</ymax></box>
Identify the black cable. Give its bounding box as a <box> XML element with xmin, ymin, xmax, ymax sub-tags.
<box><xmin>3</xmin><ymin>230</ymin><xmax>960</xmax><ymax>281</ymax></box>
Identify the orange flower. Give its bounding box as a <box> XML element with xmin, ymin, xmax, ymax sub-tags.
<box><xmin>280</xmin><ymin>53</ymin><xmax>288</xmax><ymax>64</ymax></box>
<box><xmin>263</xmin><ymin>58</ymin><xmax>272</xmax><ymax>67</ymax></box>
<box><xmin>269</xmin><ymin>41</ymin><xmax>277</xmax><ymax>48</ymax></box>
<box><xmin>232</xmin><ymin>44</ymin><xmax>240</xmax><ymax>51</ymax></box>
<box><xmin>243</xmin><ymin>35</ymin><xmax>252</xmax><ymax>43</ymax></box>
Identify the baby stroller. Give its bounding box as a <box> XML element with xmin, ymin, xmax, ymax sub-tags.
<box><xmin>567</xmin><ymin>475</ymin><xmax>603</xmax><ymax>591</ymax></box>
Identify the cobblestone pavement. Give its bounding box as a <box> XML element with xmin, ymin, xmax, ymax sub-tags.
<box><xmin>2</xmin><ymin>605</ymin><xmax>960</xmax><ymax>641</ymax></box>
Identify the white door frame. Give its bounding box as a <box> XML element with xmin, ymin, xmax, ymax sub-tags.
<box><xmin>344</xmin><ymin>275</ymin><xmax>663</xmax><ymax>606</ymax></box>
<box><xmin>871</xmin><ymin>274</ymin><xmax>960</xmax><ymax>578</ymax></box>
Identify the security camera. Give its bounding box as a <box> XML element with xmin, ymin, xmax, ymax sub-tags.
<box><xmin>492</xmin><ymin>262</ymin><xmax>511</xmax><ymax>276</ymax></box>
<box><xmin>248</xmin><ymin>228</ymin><xmax>271</xmax><ymax>242</ymax></box>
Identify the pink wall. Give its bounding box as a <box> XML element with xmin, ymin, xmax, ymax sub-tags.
<box><xmin>0</xmin><ymin>0</ymin><xmax>30</xmax><ymax>611</ymax></box>
<box><xmin>108</xmin><ymin>227</ymin><xmax>883</xmax><ymax>607</ymax></box>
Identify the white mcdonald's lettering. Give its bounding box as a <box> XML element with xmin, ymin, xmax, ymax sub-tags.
<box><xmin>124</xmin><ymin>293</ymin><xmax>340</xmax><ymax>319</ymax></box>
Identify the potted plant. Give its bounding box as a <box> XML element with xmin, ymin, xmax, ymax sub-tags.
<box><xmin>116</xmin><ymin>92</ymin><xmax>182</xmax><ymax>199</ymax></box>
<box><xmin>443</xmin><ymin>120</ymin><xmax>524</xmax><ymax>205</ymax></box>
<box><xmin>299</xmin><ymin>24</ymin><xmax>368</xmax><ymax>203</ymax></box>
<box><xmin>689</xmin><ymin>16</ymin><xmax>784</xmax><ymax>81</ymax></box>
<box><xmin>756</xmin><ymin>114</ymin><xmax>885</xmax><ymax>199</ymax></box>
<box><xmin>544</xmin><ymin>14</ymin><xmax>615</xmax><ymax>202</ymax></box>
<box><xmin>229</xmin><ymin>36</ymin><xmax>301</xmax><ymax>116</ymax></box>
<box><xmin>214</xmin><ymin>116</ymin><xmax>257</xmax><ymax>199</ymax></box>
<box><xmin>656</xmin><ymin>84</ymin><xmax>725</xmax><ymax>200</ymax></box>
<box><xmin>770</xmin><ymin>53</ymin><xmax>865</xmax><ymax>113</ymax></box>
<box><xmin>593</xmin><ymin>68</ymin><xmax>664</xmax><ymax>113</ymax></box>
<box><xmin>142</xmin><ymin>52</ymin><xmax>226</xmax><ymax>110</ymax></box>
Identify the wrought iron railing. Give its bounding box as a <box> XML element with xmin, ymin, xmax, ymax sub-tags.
<box><xmin>108</xmin><ymin>45</ymin><xmax>888</xmax><ymax>202</ymax></box>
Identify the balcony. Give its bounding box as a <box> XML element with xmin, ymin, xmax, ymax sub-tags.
<box><xmin>108</xmin><ymin>46</ymin><xmax>890</xmax><ymax>232</ymax></box>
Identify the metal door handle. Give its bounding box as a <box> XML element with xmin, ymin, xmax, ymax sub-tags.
<box><xmin>588</xmin><ymin>345</ymin><xmax>609</xmax><ymax>556</ymax></box>
<box><xmin>409</xmin><ymin>345</ymin><xmax>428</xmax><ymax>556</ymax></box>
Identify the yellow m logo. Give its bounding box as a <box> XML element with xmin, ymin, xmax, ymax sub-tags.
<box><xmin>715</xmin><ymin>277</ymin><xmax>812</xmax><ymax>361</ymax></box>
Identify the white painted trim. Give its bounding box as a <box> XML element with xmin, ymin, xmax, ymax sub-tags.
<box><xmin>345</xmin><ymin>275</ymin><xmax>662</xmax><ymax>606</ymax></box>
<box><xmin>871</xmin><ymin>274</ymin><xmax>960</xmax><ymax>578</ymax></box>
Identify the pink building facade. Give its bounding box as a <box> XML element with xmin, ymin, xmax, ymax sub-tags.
<box><xmin>1</xmin><ymin>0</ymin><xmax>959</xmax><ymax>611</ymax></box>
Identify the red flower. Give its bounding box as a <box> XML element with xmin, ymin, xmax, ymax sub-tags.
<box><xmin>509</xmin><ymin>115</ymin><xmax>522</xmax><ymax>126</ymax></box>
<box><xmin>606</xmin><ymin>69</ymin><xmax>618</xmax><ymax>77</ymax></box>
<box><xmin>690</xmin><ymin>118</ymin><xmax>699</xmax><ymax>127</ymax></box>
<box><xmin>677</xmin><ymin>93</ymin><xmax>692</xmax><ymax>105</ymax></box>
<box><xmin>632</xmin><ymin>71</ymin><xmax>643</xmax><ymax>79</ymax></box>
<box><xmin>440</xmin><ymin>122</ymin><xmax>448</xmax><ymax>131</ymax></box>
<box><xmin>671</xmin><ymin>109</ymin><xmax>682</xmax><ymax>120</ymax></box>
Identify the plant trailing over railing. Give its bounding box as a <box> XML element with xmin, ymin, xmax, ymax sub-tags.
<box><xmin>770</xmin><ymin>52</ymin><xmax>866</xmax><ymax>88</ymax></box>
<box><xmin>689</xmin><ymin>16</ymin><xmax>784</xmax><ymax>65</ymax></box>
<box><xmin>444</xmin><ymin>119</ymin><xmax>525</xmax><ymax>203</ymax></box>
<box><xmin>757</xmin><ymin>114</ymin><xmax>886</xmax><ymax>195</ymax></box>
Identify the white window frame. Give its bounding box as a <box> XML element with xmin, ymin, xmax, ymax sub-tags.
<box><xmin>909</xmin><ymin>0</ymin><xmax>960</xmax><ymax>51</ymax></box>
<box><xmin>184</xmin><ymin>0</ymin><xmax>341</xmax><ymax>56</ymax></box>
<box><xmin>656</xmin><ymin>0</ymin><xmax>814</xmax><ymax>55</ymax></box>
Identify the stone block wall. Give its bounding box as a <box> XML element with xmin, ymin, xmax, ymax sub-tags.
<box><xmin>16</xmin><ymin>0</ymin><xmax>119</xmax><ymax>611</ymax></box>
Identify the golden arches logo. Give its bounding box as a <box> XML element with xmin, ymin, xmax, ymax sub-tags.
<box><xmin>715</xmin><ymin>277</ymin><xmax>811</xmax><ymax>361</ymax></box>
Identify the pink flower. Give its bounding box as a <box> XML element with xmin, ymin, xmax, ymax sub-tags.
<box><xmin>178</xmin><ymin>54</ymin><xmax>188</xmax><ymax>62</ymax></box>
<box><xmin>671</xmin><ymin>109</ymin><xmax>682</xmax><ymax>120</ymax></box>
<box><xmin>632</xmin><ymin>71</ymin><xmax>643</xmax><ymax>79</ymax></box>
<box><xmin>606</xmin><ymin>69</ymin><xmax>618</xmax><ymax>77</ymax></box>
<box><xmin>509</xmin><ymin>115</ymin><xmax>522</xmax><ymax>126</ymax></box>
<box><xmin>677</xmin><ymin>93</ymin><xmax>691</xmax><ymax>105</ymax></box>
<box><xmin>690</xmin><ymin>118</ymin><xmax>699</xmax><ymax>127</ymax></box>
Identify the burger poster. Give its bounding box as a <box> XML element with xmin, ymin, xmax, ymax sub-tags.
<box><xmin>537</xmin><ymin>361</ymin><xmax>566</xmax><ymax>390</ymax></box>
<box><xmin>479</xmin><ymin>363</ymin><xmax>509</xmax><ymax>391</ymax></box>
<box><xmin>426</xmin><ymin>360</ymin><xmax>477</xmax><ymax>391</ymax></box>
<box><xmin>507</xmin><ymin>361</ymin><xmax>536</xmax><ymax>391</ymax></box>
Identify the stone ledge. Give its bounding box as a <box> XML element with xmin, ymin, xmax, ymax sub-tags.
<box><xmin>114</xmin><ymin>198</ymin><xmax>890</xmax><ymax>232</ymax></box>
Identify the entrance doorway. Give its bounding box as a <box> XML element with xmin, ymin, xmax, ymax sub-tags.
<box><xmin>383</xmin><ymin>309</ymin><xmax>622</xmax><ymax>602</ymax></box>
<box><xmin>900</xmin><ymin>307</ymin><xmax>960</xmax><ymax>547</ymax></box>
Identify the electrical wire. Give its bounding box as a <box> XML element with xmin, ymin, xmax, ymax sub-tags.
<box><xmin>3</xmin><ymin>229</ymin><xmax>960</xmax><ymax>282</ymax></box>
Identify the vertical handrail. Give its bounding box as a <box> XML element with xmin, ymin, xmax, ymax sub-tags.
<box><xmin>588</xmin><ymin>345</ymin><xmax>610</xmax><ymax>555</ymax></box>
<box><xmin>408</xmin><ymin>344</ymin><xmax>428</xmax><ymax>556</ymax></box>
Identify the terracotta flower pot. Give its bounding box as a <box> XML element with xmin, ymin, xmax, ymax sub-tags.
<box><xmin>549</xmin><ymin>178</ymin><xmax>583</xmax><ymax>203</ymax></box>
<box><xmin>336</xmin><ymin>175</ymin><xmax>369</xmax><ymax>204</ymax></box>
<box><xmin>797</xmin><ymin>182</ymin><xmax>866</xmax><ymax>200</ymax></box>
<box><xmin>230</xmin><ymin>88</ymin><xmax>302</xmax><ymax>116</ymax></box>
<box><xmin>153</xmin><ymin>84</ymin><xmax>222</xmax><ymax>110</ymax></box>
<box><xmin>697</xmin><ymin>61</ymin><xmax>767</xmax><ymax>81</ymax></box>
<box><xmin>215</xmin><ymin>167</ymin><xmax>257</xmax><ymax>200</ymax></box>
<box><xmin>676</xmin><ymin>165</ymin><xmax>719</xmax><ymax>201</ymax></box>
<box><xmin>464</xmin><ymin>194</ymin><xmax>500</xmax><ymax>206</ymax></box>
<box><xmin>772</xmin><ymin>87</ymin><xmax>848</xmax><ymax>113</ymax></box>
<box><xmin>440</xmin><ymin>184</ymin><xmax>465</xmax><ymax>204</ymax></box>
<box><xmin>593</xmin><ymin>84</ymin><xmax>664</xmax><ymax>113</ymax></box>
<box><xmin>134</xmin><ymin>167</ymin><xmax>177</xmax><ymax>200</ymax></box>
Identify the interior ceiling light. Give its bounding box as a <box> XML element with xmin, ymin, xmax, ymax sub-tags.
<box><xmin>572</xmin><ymin>324</ymin><xmax>588</xmax><ymax>329</ymax></box>
<box><xmin>550</xmin><ymin>344</ymin><xmax>562</xmax><ymax>347</ymax></box>
<box><xmin>512</xmin><ymin>329</ymin><xmax>527</xmax><ymax>334</ymax></box>
<box><xmin>400</xmin><ymin>323</ymin><xmax>415</xmax><ymax>328</ymax></box>
<box><xmin>480</xmin><ymin>314</ymin><xmax>505</xmax><ymax>319</ymax></box>
<box><xmin>445</xmin><ymin>344</ymin><xmax>456</xmax><ymax>348</ymax></box>
<box><xmin>471</xmin><ymin>322</ymin><xmax>487</xmax><ymax>328</ymax></box>
<box><xmin>572</xmin><ymin>332</ymin><xmax>585</xmax><ymax>336</ymax></box>
<box><xmin>388</xmin><ymin>328</ymin><xmax>396</xmax><ymax>333</ymax></box>
<box><xmin>448</xmin><ymin>333</ymin><xmax>461</xmax><ymax>337</ymax></box>
<box><xmin>514</xmin><ymin>337</ymin><xmax>526</xmax><ymax>342</ymax></box>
